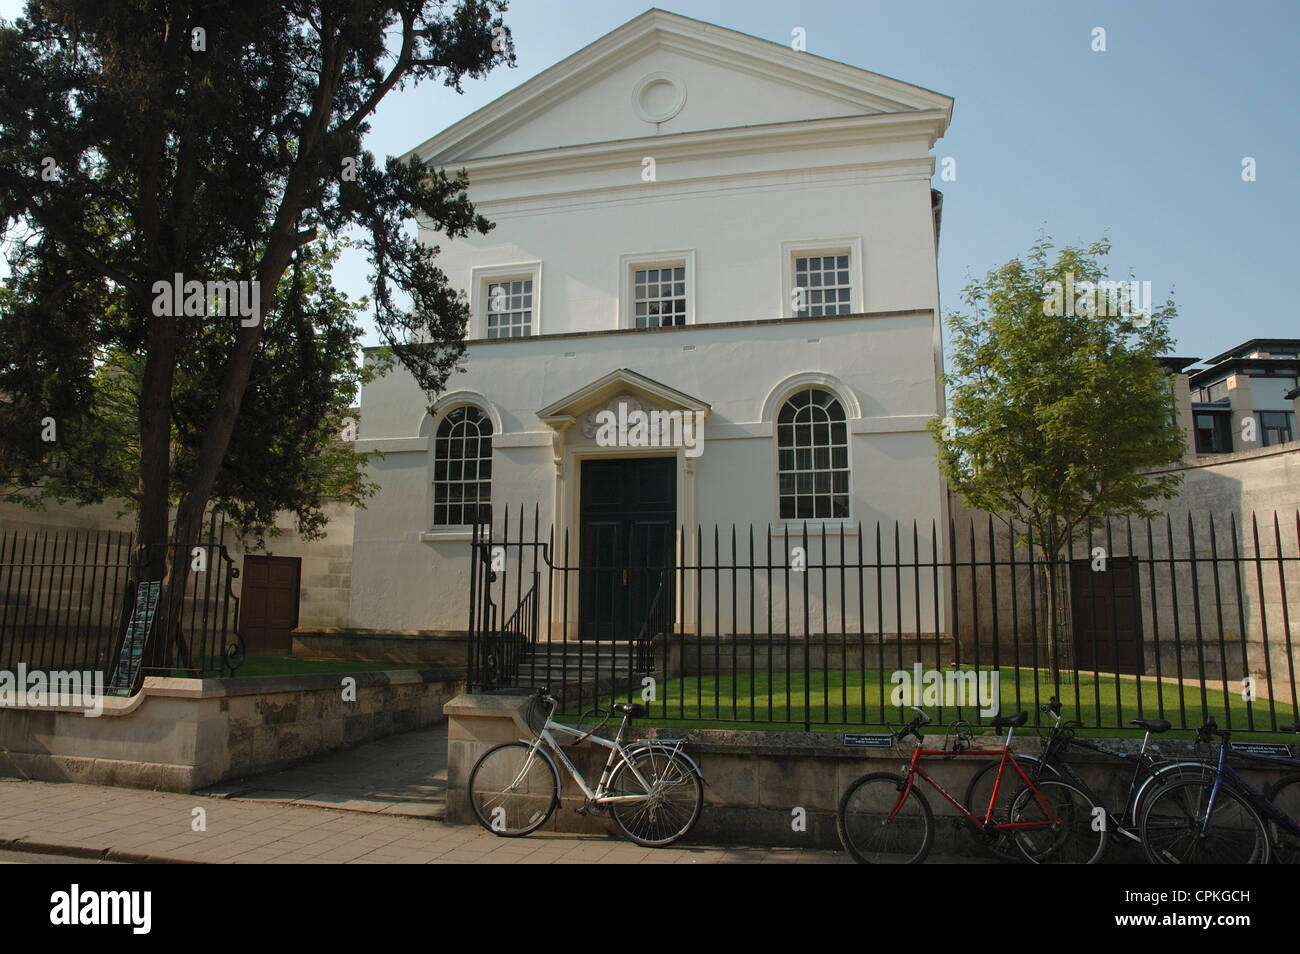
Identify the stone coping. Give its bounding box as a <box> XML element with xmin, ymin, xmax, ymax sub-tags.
<box><xmin>0</xmin><ymin>666</ymin><xmax>466</xmax><ymax>718</ymax></box>
<box><xmin>563</xmin><ymin>724</ymin><xmax>1291</xmax><ymax>763</ymax></box>
<box><xmin>292</xmin><ymin>627</ymin><xmax>468</xmax><ymax>640</ymax></box>
<box><xmin>444</xmin><ymin>691</ymin><xmax>1288</xmax><ymax>762</ymax></box>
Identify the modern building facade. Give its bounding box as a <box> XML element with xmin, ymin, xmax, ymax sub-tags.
<box><xmin>1175</xmin><ymin>339</ymin><xmax>1300</xmax><ymax>456</ymax></box>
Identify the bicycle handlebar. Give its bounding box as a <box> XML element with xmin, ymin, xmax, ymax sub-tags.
<box><xmin>1039</xmin><ymin>696</ymin><xmax>1063</xmax><ymax>727</ymax></box>
<box><xmin>1196</xmin><ymin>718</ymin><xmax>1231</xmax><ymax>743</ymax></box>
<box><xmin>896</xmin><ymin>707</ymin><xmax>932</xmax><ymax>742</ymax></box>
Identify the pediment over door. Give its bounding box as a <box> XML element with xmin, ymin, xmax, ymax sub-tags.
<box><xmin>538</xmin><ymin>368</ymin><xmax>709</xmax><ymax>437</ymax></box>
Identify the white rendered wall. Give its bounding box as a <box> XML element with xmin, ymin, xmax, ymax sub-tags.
<box><xmin>350</xmin><ymin>312</ymin><xmax>947</xmax><ymax>633</ymax></box>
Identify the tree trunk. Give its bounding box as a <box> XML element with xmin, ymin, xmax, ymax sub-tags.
<box><xmin>135</xmin><ymin>58</ymin><xmax>340</xmax><ymax>670</ymax></box>
<box><xmin>1043</xmin><ymin>558</ymin><xmax>1061</xmax><ymax>695</ymax></box>
<box><xmin>135</xmin><ymin>307</ymin><xmax>177</xmax><ymax>579</ymax></box>
<box><xmin>150</xmin><ymin>225</ymin><xmax>302</xmax><ymax>668</ymax></box>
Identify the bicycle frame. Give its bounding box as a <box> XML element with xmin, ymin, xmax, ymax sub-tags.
<box><xmin>1041</xmin><ymin>723</ymin><xmax>1209</xmax><ymax>843</ymax></box>
<box><xmin>1200</xmin><ymin>744</ymin><xmax>1300</xmax><ymax>839</ymax></box>
<box><xmin>896</xmin><ymin>725</ymin><xmax>1063</xmax><ymax>832</ymax></box>
<box><xmin>514</xmin><ymin>702</ymin><xmax>691</xmax><ymax>807</ymax></box>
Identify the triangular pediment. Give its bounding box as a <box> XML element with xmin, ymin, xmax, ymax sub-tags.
<box><xmin>538</xmin><ymin>368</ymin><xmax>709</xmax><ymax>428</ymax></box>
<box><xmin>407</xmin><ymin>9</ymin><xmax>952</xmax><ymax>164</ymax></box>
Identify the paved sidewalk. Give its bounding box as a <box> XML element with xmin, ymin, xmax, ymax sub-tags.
<box><xmin>0</xmin><ymin>777</ymin><xmax>848</xmax><ymax>864</ymax></box>
<box><xmin>198</xmin><ymin>724</ymin><xmax>449</xmax><ymax>818</ymax></box>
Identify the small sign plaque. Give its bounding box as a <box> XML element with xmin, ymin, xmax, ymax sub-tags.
<box><xmin>1229</xmin><ymin>742</ymin><xmax>1293</xmax><ymax>759</ymax></box>
<box><xmin>843</xmin><ymin>733</ymin><xmax>893</xmax><ymax>748</ymax></box>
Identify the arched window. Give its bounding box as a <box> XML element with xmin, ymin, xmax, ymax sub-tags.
<box><xmin>433</xmin><ymin>406</ymin><xmax>493</xmax><ymax>526</ymax></box>
<box><xmin>777</xmin><ymin>388</ymin><xmax>849</xmax><ymax>519</ymax></box>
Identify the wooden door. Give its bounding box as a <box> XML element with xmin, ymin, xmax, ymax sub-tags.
<box><xmin>240</xmin><ymin>555</ymin><xmax>301</xmax><ymax>654</ymax></box>
<box><xmin>1070</xmin><ymin>556</ymin><xmax>1143</xmax><ymax>674</ymax></box>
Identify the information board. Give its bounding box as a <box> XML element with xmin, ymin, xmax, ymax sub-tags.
<box><xmin>108</xmin><ymin>580</ymin><xmax>162</xmax><ymax>695</ymax></box>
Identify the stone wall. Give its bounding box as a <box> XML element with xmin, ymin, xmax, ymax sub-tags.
<box><xmin>444</xmin><ymin>691</ymin><xmax>1295</xmax><ymax>852</ymax></box>
<box><xmin>292</xmin><ymin>628</ymin><xmax>468</xmax><ymax>666</ymax></box>
<box><xmin>0</xmin><ymin>498</ymin><xmax>356</xmax><ymax>632</ymax></box>
<box><xmin>228</xmin><ymin>502</ymin><xmax>353</xmax><ymax>630</ymax></box>
<box><xmin>661</xmin><ymin>633</ymin><xmax>954</xmax><ymax>675</ymax></box>
<box><xmin>947</xmin><ymin>443</ymin><xmax>1300</xmax><ymax>686</ymax></box>
<box><xmin>0</xmin><ymin>667</ymin><xmax>463</xmax><ymax>792</ymax></box>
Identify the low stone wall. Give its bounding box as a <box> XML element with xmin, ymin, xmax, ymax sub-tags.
<box><xmin>445</xmin><ymin>691</ymin><xmax>1294</xmax><ymax>852</ymax></box>
<box><xmin>292</xmin><ymin>628</ymin><xmax>468</xmax><ymax>666</ymax></box>
<box><xmin>0</xmin><ymin>667</ymin><xmax>464</xmax><ymax>792</ymax></box>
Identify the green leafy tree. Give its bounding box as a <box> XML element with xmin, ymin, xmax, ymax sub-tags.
<box><xmin>2</xmin><ymin>235</ymin><xmax>388</xmax><ymax>548</ymax></box>
<box><xmin>927</xmin><ymin>235</ymin><xmax>1186</xmax><ymax>687</ymax></box>
<box><xmin>0</xmin><ymin>1</ymin><xmax>515</xmax><ymax>653</ymax></box>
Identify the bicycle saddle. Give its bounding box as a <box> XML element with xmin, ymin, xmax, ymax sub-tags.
<box><xmin>613</xmin><ymin>702</ymin><xmax>646</xmax><ymax>718</ymax></box>
<box><xmin>990</xmin><ymin>711</ymin><xmax>1028</xmax><ymax>729</ymax></box>
<box><xmin>1130</xmin><ymin>718</ymin><xmax>1172</xmax><ymax>733</ymax></box>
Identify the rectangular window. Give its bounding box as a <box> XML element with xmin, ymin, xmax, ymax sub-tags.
<box><xmin>1259</xmin><ymin>410</ymin><xmax>1295</xmax><ymax>447</ymax></box>
<box><xmin>1194</xmin><ymin>412</ymin><xmax>1232</xmax><ymax>454</ymax></box>
<box><xmin>633</xmin><ymin>265</ymin><xmax>686</xmax><ymax>328</ymax></box>
<box><xmin>485</xmin><ymin>279</ymin><xmax>532</xmax><ymax>338</ymax></box>
<box><xmin>793</xmin><ymin>254</ymin><xmax>852</xmax><ymax>317</ymax></box>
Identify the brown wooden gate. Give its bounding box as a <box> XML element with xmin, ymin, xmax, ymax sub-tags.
<box><xmin>1070</xmin><ymin>556</ymin><xmax>1143</xmax><ymax>674</ymax></box>
<box><xmin>240</xmin><ymin>555</ymin><xmax>301</xmax><ymax>654</ymax></box>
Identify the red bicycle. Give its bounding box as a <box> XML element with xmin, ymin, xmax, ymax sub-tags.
<box><xmin>837</xmin><ymin>708</ymin><xmax>1107</xmax><ymax>864</ymax></box>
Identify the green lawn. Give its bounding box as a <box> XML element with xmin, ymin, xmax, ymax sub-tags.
<box><xmin>561</xmin><ymin>667</ymin><xmax>1300</xmax><ymax>739</ymax></box>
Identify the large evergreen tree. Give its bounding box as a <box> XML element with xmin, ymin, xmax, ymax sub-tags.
<box><xmin>0</xmin><ymin>1</ymin><xmax>515</xmax><ymax>645</ymax></box>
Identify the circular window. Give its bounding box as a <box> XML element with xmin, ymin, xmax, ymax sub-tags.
<box><xmin>632</xmin><ymin>72</ymin><xmax>686</xmax><ymax>124</ymax></box>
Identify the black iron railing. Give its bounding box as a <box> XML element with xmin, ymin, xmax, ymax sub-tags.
<box><xmin>0</xmin><ymin>518</ymin><xmax>243</xmax><ymax>694</ymax></box>
<box><xmin>468</xmin><ymin>505</ymin><xmax>1299</xmax><ymax>734</ymax></box>
<box><xmin>482</xmin><ymin>575</ymin><xmax>538</xmax><ymax>689</ymax></box>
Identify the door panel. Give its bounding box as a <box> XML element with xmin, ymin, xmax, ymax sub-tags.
<box><xmin>579</xmin><ymin>458</ymin><xmax>675</xmax><ymax>641</ymax></box>
<box><xmin>1070</xmin><ymin>557</ymin><xmax>1142</xmax><ymax>674</ymax></box>
<box><xmin>240</xmin><ymin>555</ymin><xmax>301</xmax><ymax>654</ymax></box>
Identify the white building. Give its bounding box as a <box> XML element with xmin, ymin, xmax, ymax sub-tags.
<box><xmin>350</xmin><ymin>9</ymin><xmax>954</xmax><ymax>643</ymax></box>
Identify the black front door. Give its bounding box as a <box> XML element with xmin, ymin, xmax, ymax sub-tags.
<box><xmin>579</xmin><ymin>457</ymin><xmax>676</xmax><ymax>641</ymax></box>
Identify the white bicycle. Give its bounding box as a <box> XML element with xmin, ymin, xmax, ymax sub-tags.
<box><xmin>467</xmin><ymin>688</ymin><xmax>704</xmax><ymax>847</ymax></box>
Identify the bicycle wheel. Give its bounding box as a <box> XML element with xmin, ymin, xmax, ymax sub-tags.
<box><xmin>1139</xmin><ymin>777</ymin><xmax>1270</xmax><ymax>864</ymax></box>
<box><xmin>607</xmin><ymin>745</ymin><xmax>703</xmax><ymax>847</ymax></box>
<box><xmin>467</xmin><ymin>741</ymin><xmax>559</xmax><ymax>837</ymax></box>
<box><xmin>963</xmin><ymin>756</ymin><xmax>1060</xmax><ymax>863</ymax></box>
<box><xmin>837</xmin><ymin>773</ymin><xmax>934</xmax><ymax>864</ymax></box>
<box><xmin>1008</xmin><ymin>779</ymin><xmax>1107</xmax><ymax>864</ymax></box>
<box><xmin>1264</xmin><ymin>773</ymin><xmax>1300</xmax><ymax>864</ymax></box>
<box><xmin>1132</xmin><ymin>759</ymin><xmax>1216</xmax><ymax>824</ymax></box>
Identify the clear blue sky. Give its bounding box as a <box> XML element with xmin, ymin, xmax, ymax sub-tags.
<box><xmin>4</xmin><ymin>1</ymin><xmax>1295</xmax><ymax>363</ymax></box>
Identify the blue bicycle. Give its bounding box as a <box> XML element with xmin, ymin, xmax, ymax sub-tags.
<box><xmin>1138</xmin><ymin>718</ymin><xmax>1300</xmax><ymax>864</ymax></box>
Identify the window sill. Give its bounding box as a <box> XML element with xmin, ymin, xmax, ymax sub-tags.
<box><xmin>769</xmin><ymin>521</ymin><xmax>859</xmax><ymax>537</ymax></box>
<box><xmin>419</xmin><ymin>529</ymin><xmax>479</xmax><ymax>543</ymax></box>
